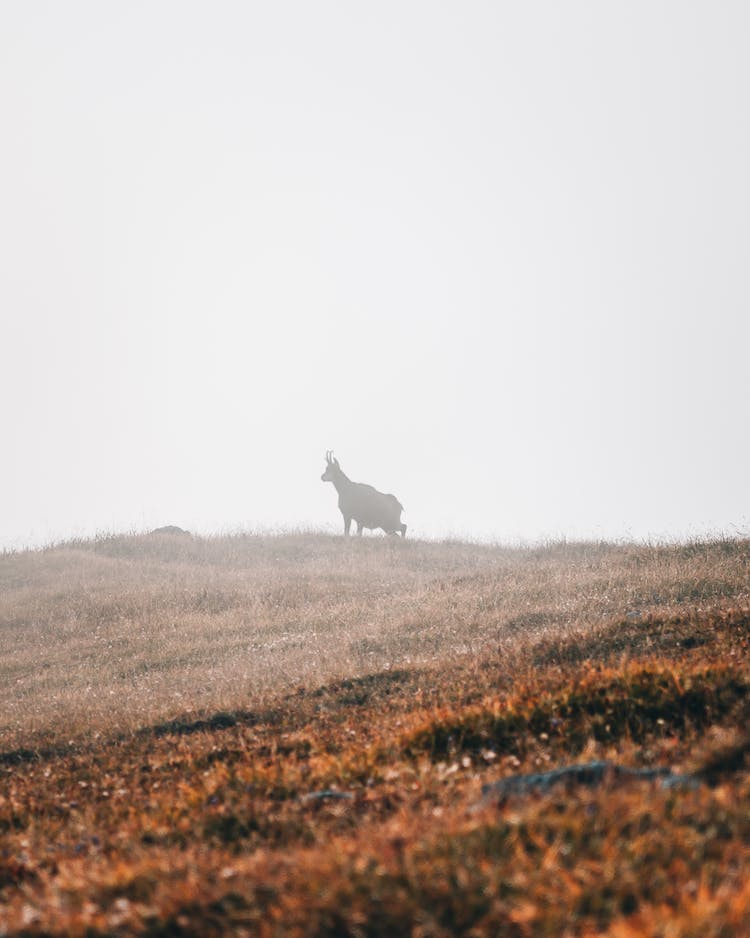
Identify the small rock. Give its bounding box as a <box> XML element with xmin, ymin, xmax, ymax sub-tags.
<box><xmin>480</xmin><ymin>761</ymin><xmax>699</xmax><ymax>803</ymax></box>
<box><xmin>300</xmin><ymin>790</ymin><xmax>354</xmax><ymax>804</ymax></box>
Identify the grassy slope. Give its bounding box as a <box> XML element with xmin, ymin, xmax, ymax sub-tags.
<box><xmin>0</xmin><ymin>533</ymin><xmax>749</xmax><ymax>936</ymax></box>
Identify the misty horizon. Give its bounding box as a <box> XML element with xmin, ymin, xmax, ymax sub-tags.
<box><xmin>3</xmin><ymin>3</ymin><xmax>749</xmax><ymax>551</ymax></box>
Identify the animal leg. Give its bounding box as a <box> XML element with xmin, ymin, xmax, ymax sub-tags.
<box><xmin>343</xmin><ymin>516</ymin><xmax>352</xmax><ymax>536</ymax></box>
<box><xmin>356</xmin><ymin>522</ymin><xmax>363</xmax><ymax>536</ymax></box>
<box><xmin>400</xmin><ymin>524</ymin><xmax>407</xmax><ymax>537</ymax></box>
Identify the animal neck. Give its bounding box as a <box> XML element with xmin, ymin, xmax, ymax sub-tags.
<box><xmin>330</xmin><ymin>468</ymin><xmax>351</xmax><ymax>493</ymax></box>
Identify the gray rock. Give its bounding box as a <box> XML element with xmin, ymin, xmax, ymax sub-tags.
<box><xmin>481</xmin><ymin>760</ymin><xmax>699</xmax><ymax>802</ymax></box>
<box><xmin>300</xmin><ymin>790</ymin><xmax>354</xmax><ymax>804</ymax></box>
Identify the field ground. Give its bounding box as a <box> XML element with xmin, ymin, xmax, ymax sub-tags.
<box><xmin>1</xmin><ymin>532</ymin><xmax>749</xmax><ymax>935</ymax></box>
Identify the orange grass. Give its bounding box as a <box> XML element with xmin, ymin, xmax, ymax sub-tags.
<box><xmin>1</xmin><ymin>533</ymin><xmax>749</xmax><ymax>935</ymax></box>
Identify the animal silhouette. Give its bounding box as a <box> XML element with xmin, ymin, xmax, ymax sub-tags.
<box><xmin>321</xmin><ymin>452</ymin><xmax>407</xmax><ymax>537</ymax></box>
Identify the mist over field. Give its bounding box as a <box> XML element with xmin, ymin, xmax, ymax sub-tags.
<box><xmin>1</xmin><ymin>530</ymin><xmax>747</xmax><ymax>746</ymax></box>
<box><xmin>2</xmin><ymin>2</ymin><xmax>750</xmax><ymax>550</ymax></box>
<box><xmin>3</xmin><ymin>4</ymin><xmax>750</xmax><ymax>934</ymax></box>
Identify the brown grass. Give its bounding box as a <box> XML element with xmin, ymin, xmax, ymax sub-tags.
<box><xmin>2</xmin><ymin>532</ymin><xmax>748</xmax><ymax>747</ymax></box>
<box><xmin>1</xmin><ymin>532</ymin><xmax>749</xmax><ymax>935</ymax></box>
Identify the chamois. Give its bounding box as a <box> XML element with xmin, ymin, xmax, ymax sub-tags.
<box><xmin>321</xmin><ymin>452</ymin><xmax>407</xmax><ymax>537</ymax></box>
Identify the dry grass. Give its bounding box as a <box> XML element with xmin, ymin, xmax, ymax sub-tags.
<box><xmin>2</xmin><ymin>532</ymin><xmax>748</xmax><ymax>748</ymax></box>
<box><xmin>1</xmin><ymin>532</ymin><xmax>514</xmax><ymax>745</ymax></box>
<box><xmin>1</xmin><ymin>532</ymin><xmax>749</xmax><ymax>935</ymax></box>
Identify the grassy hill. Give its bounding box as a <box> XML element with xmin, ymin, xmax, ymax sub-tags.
<box><xmin>1</xmin><ymin>533</ymin><xmax>748</xmax><ymax>935</ymax></box>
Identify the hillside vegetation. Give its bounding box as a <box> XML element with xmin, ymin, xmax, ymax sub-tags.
<box><xmin>1</xmin><ymin>533</ymin><xmax>749</xmax><ymax>935</ymax></box>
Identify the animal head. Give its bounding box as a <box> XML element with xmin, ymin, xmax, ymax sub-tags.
<box><xmin>321</xmin><ymin>450</ymin><xmax>341</xmax><ymax>482</ymax></box>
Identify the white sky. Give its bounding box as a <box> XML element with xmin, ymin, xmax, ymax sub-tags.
<box><xmin>1</xmin><ymin>2</ymin><xmax>749</xmax><ymax>548</ymax></box>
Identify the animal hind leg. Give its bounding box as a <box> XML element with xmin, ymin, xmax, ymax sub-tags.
<box><xmin>400</xmin><ymin>523</ymin><xmax>407</xmax><ymax>537</ymax></box>
<box><xmin>356</xmin><ymin>522</ymin><xmax>364</xmax><ymax>536</ymax></box>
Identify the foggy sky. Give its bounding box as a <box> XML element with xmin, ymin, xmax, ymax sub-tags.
<box><xmin>2</xmin><ymin>2</ymin><xmax>749</xmax><ymax>548</ymax></box>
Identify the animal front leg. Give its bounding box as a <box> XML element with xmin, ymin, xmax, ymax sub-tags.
<box><xmin>356</xmin><ymin>522</ymin><xmax>363</xmax><ymax>536</ymax></box>
<box><xmin>343</xmin><ymin>516</ymin><xmax>352</xmax><ymax>536</ymax></box>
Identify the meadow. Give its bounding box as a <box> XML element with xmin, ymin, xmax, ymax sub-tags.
<box><xmin>0</xmin><ymin>532</ymin><xmax>748</xmax><ymax>935</ymax></box>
